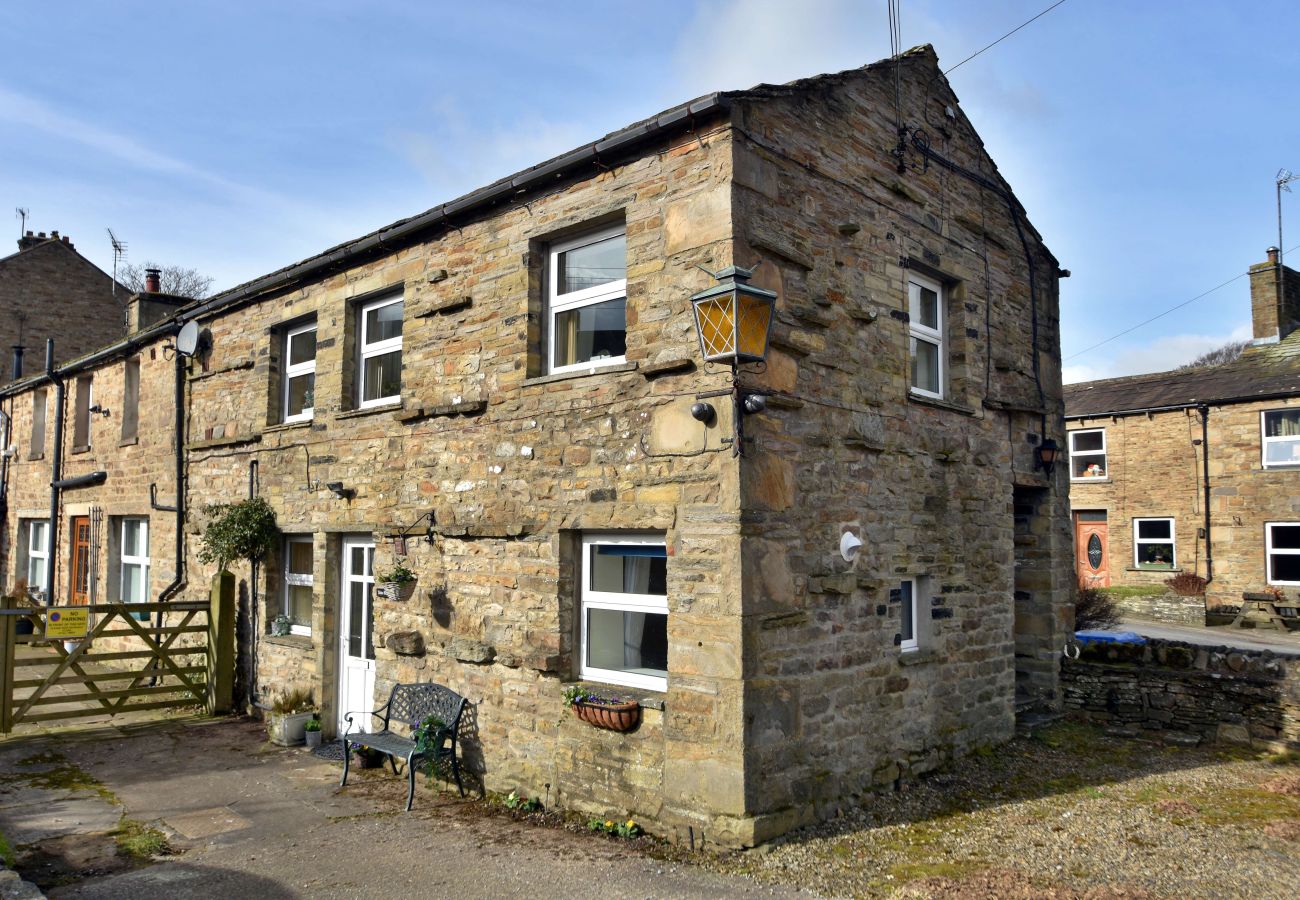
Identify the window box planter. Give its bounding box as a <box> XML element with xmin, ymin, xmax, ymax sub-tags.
<box><xmin>571</xmin><ymin>699</ymin><xmax>641</xmax><ymax>732</ymax></box>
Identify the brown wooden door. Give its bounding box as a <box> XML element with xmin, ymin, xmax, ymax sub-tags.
<box><xmin>1074</xmin><ymin>511</ymin><xmax>1109</xmax><ymax>589</ymax></box>
<box><xmin>70</xmin><ymin>516</ymin><xmax>91</xmax><ymax>604</ymax></box>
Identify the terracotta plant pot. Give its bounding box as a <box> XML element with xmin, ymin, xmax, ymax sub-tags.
<box><xmin>572</xmin><ymin>700</ymin><xmax>641</xmax><ymax>732</ymax></box>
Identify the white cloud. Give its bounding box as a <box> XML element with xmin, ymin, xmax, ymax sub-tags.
<box><xmin>1063</xmin><ymin>322</ymin><xmax>1252</xmax><ymax>383</ymax></box>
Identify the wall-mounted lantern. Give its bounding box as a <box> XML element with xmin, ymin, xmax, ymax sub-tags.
<box><xmin>1035</xmin><ymin>437</ymin><xmax>1059</xmax><ymax>479</ymax></box>
<box><xmin>689</xmin><ymin>265</ymin><xmax>777</xmax><ymax>456</ymax></box>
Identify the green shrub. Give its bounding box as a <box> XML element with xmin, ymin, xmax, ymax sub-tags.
<box><xmin>198</xmin><ymin>497</ymin><xmax>279</xmax><ymax>571</ymax></box>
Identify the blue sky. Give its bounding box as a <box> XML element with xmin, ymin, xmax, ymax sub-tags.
<box><xmin>2</xmin><ymin>1</ymin><xmax>1297</xmax><ymax>383</ymax></box>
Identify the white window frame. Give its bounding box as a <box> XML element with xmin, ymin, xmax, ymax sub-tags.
<box><xmin>282</xmin><ymin>536</ymin><xmax>313</xmax><ymax>636</ymax></box>
<box><xmin>899</xmin><ymin>578</ymin><xmax>920</xmax><ymax>652</ymax></box>
<box><xmin>547</xmin><ymin>225</ymin><xmax>627</xmax><ymax>375</ymax></box>
<box><xmin>1133</xmin><ymin>517</ymin><xmax>1176</xmax><ymax>570</ymax></box>
<box><xmin>26</xmin><ymin>520</ymin><xmax>49</xmax><ymax>597</ymax></box>
<box><xmin>1265</xmin><ymin>522</ymin><xmax>1300</xmax><ymax>586</ymax></box>
<box><xmin>283</xmin><ymin>322</ymin><xmax>317</xmax><ymax>424</ymax></box>
<box><xmin>1069</xmin><ymin>428</ymin><xmax>1108</xmax><ymax>481</ymax></box>
<box><xmin>358</xmin><ymin>295</ymin><xmax>403</xmax><ymax>409</ymax></box>
<box><xmin>1261</xmin><ymin>409</ymin><xmax>1300</xmax><ymax>469</ymax></box>
<box><xmin>579</xmin><ymin>532</ymin><xmax>667</xmax><ymax>691</ymax></box>
<box><xmin>907</xmin><ymin>272</ymin><xmax>945</xmax><ymax>400</ymax></box>
<box><xmin>119</xmin><ymin>517</ymin><xmax>150</xmax><ymax>606</ymax></box>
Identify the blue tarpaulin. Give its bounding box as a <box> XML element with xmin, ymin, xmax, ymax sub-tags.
<box><xmin>1074</xmin><ymin>630</ymin><xmax>1147</xmax><ymax>645</ymax></box>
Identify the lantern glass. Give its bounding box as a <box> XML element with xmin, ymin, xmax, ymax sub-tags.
<box><xmin>692</xmin><ymin>288</ymin><xmax>775</xmax><ymax>364</ymax></box>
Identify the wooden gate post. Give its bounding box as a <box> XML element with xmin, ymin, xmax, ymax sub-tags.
<box><xmin>207</xmin><ymin>571</ymin><xmax>236</xmax><ymax>715</ymax></box>
<box><xmin>0</xmin><ymin>595</ymin><xmax>16</xmax><ymax>734</ymax></box>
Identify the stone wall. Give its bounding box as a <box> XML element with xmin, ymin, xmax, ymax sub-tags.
<box><xmin>727</xmin><ymin>50</ymin><xmax>1072</xmax><ymax>841</ymax></box>
<box><xmin>1110</xmin><ymin>590</ymin><xmax>1206</xmax><ymax>627</ymax></box>
<box><xmin>1062</xmin><ymin>637</ymin><xmax>1300</xmax><ymax>748</ymax></box>
<box><xmin>1068</xmin><ymin>396</ymin><xmax>1300</xmax><ymax>609</ymax></box>
<box><xmin>0</xmin><ymin>235</ymin><xmax>126</xmax><ymax>371</ymax></box>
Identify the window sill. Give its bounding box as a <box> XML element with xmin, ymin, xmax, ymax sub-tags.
<box><xmin>335</xmin><ymin>401</ymin><xmax>403</xmax><ymax>421</ymax></box>
<box><xmin>908</xmin><ymin>392</ymin><xmax>976</xmax><ymax>416</ymax></box>
<box><xmin>118</xmin><ymin>437</ymin><xmax>139</xmax><ymax>448</ymax></box>
<box><xmin>71</xmin><ymin>445</ymin><xmax>91</xmax><ymax>455</ymax></box>
<box><xmin>899</xmin><ymin>648</ymin><xmax>941</xmax><ymax>666</ymax></box>
<box><xmin>25</xmin><ymin>453</ymin><xmax>44</xmax><ymax>462</ymax></box>
<box><xmin>524</xmin><ymin>361</ymin><xmax>637</xmax><ymax>388</ymax></box>
<box><xmin>263</xmin><ymin>633</ymin><xmax>313</xmax><ymax>649</ymax></box>
<box><xmin>264</xmin><ymin>419</ymin><xmax>314</xmax><ymax>435</ymax></box>
<box><xmin>1071</xmin><ymin>478</ymin><xmax>1112</xmax><ymax>485</ymax></box>
<box><xmin>1125</xmin><ymin>567</ymin><xmax>1181</xmax><ymax>574</ymax></box>
<box><xmin>564</xmin><ymin>680</ymin><xmax>665</xmax><ymax>711</ymax></box>
<box><xmin>1262</xmin><ymin>464</ymin><xmax>1300</xmax><ymax>470</ymax></box>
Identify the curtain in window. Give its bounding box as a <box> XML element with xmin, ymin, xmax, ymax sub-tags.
<box><xmin>621</xmin><ymin>557</ymin><xmax>651</xmax><ymax>666</ymax></box>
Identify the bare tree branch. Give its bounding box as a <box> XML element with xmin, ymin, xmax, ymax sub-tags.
<box><xmin>1177</xmin><ymin>339</ymin><xmax>1249</xmax><ymax>370</ymax></box>
<box><xmin>119</xmin><ymin>262</ymin><xmax>214</xmax><ymax>299</ymax></box>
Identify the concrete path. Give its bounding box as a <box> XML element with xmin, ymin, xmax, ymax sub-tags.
<box><xmin>1120</xmin><ymin>617</ymin><xmax>1300</xmax><ymax>655</ymax></box>
<box><xmin>0</xmin><ymin>718</ymin><xmax>808</xmax><ymax>899</ymax></box>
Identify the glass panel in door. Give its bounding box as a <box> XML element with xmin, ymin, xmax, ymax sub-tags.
<box><xmin>338</xmin><ymin>538</ymin><xmax>376</xmax><ymax>736</ymax></box>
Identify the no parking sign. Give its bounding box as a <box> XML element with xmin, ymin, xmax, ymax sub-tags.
<box><xmin>46</xmin><ymin>607</ymin><xmax>88</xmax><ymax>638</ymax></box>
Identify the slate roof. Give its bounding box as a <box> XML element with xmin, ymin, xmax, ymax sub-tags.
<box><xmin>1064</xmin><ymin>331</ymin><xmax>1300</xmax><ymax>418</ymax></box>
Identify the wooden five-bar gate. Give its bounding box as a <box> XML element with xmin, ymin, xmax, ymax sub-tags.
<box><xmin>0</xmin><ymin>589</ymin><xmax>232</xmax><ymax>734</ymax></box>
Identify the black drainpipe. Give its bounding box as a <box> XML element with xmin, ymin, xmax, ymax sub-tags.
<box><xmin>248</xmin><ymin>459</ymin><xmax>259</xmax><ymax>706</ymax></box>
<box><xmin>147</xmin><ymin>351</ymin><xmax>187</xmax><ymax>684</ymax></box>
<box><xmin>44</xmin><ymin>339</ymin><xmax>64</xmax><ymax>605</ymax></box>
<box><xmin>1199</xmin><ymin>405</ymin><xmax>1214</xmax><ymax>584</ymax></box>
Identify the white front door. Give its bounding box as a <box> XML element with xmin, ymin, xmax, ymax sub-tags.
<box><xmin>337</xmin><ymin>537</ymin><xmax>376</xmax><ymax>736</ymax></box>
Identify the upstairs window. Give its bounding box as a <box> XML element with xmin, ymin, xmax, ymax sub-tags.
<box><xmin>73</xmin><ymin>376</ymin><xmax>92</xmax><ymax>449</ymax></box>
<box><xmin>1262</xmin><ymin>409</ymin><xmax>1300</xmax><ymax>468</ymax></box>
<box><xmin>1069</xmin><ymin>428</ymin><xmax>1107</xmax><ymax>480</ymax></box>
<box><xmin>121</xmin><ymin>358</ymin><xmax>140</xmax><ymax>441</ymax></box>
<box><xmin>908</xmin><ymin>273</ymin><xmax>944</xmax><ymax>399</ymax></box>
<box><xmin>548</xmin><ymin>227</ymin><xmax>627</xmax><ymax>374</ymax></box>
<box><xmin>28</xmin><ymin>388</ymin><xmax>46</xmax><ymax>459</ymax></box>
<box><xmin>283</xmin><ymin>322</ymin><xmax>317</xmax><ymax>423</ymax></box>
<box><xmin>1266</xmin><ymin>523</ymin><xmax>1300</xmax><ymax>585</ymax></box>
<box><xmin>358</xmin><ymin>296</ymin><xmax>402</xmax><ymax>407</ymax></box>
<box><xmin>1133</xmin><ymin>518</ymin><xmax>1175</xmax><ymax>570</ymax></box>
<box><xmin>580</xmin><ymin>533</ymin><xmax>667</xmax><ymax>691</ymax></box>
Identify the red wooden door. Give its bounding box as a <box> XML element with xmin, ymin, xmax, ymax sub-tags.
<box><xmin>70</xmin><ymin>516</ymin><xmax>91</xmax><ymax>604</ymax></box>
<box><xmin>1074</xmin><ymin>511</ymin><xmax>1109</xmax><ymax>589</ymax></box>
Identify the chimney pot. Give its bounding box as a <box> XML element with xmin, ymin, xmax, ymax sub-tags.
<box><xmin>24</xmin><ymin>230</ymin><xmax>33</xmax><ymax>238</ymax></box>
<box><xmin>144</xmin><ymin>267</ymin><xmax>161</xmax><ymax>293</ymax></box>
<box><xmin>1267</xmin><ymin>246</ymin><xmax>1280</xmax><ymax>265</ymax></box>
<box><xmin>50</xmin><ymin>230</ymin><xmax>58</xmax><ymax>240</ymax></box>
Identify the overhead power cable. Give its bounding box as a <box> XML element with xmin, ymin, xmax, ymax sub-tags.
<box><xmin>945</xmin><ymin>0</ymin><xmax>1070</xmax><ymax>75</ymax></box>
<box><xmin>1062</xmin><ymin>243</ymin><xmax>1300</xmax><ymax>362</ymax></box>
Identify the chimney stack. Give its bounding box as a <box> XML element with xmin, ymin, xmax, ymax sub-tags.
<box><xmin>17</xmin><ymin>230</ymin><xmax>42</xmax><ymax>252</ymax></box>
<box><xmin>144</xmin><ymin>267</ymin><xmax>161</xmax><ymax>293</ymax></box>
<box><xmin>1249</xmin><ymin>246</ymin><xmax>1300</xmax><ymax>343</ymax></box>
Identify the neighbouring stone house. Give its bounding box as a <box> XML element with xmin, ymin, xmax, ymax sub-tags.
<box><xmin>1065</xmin><ymin>247</ymin><xmax>1300</xmax><ymax>616</ymax></box>
<box><xmin>0</xmin><ymin>46</ymin><xmax>1073</xmax><ymax>847</ymax></box>
<box><xmin>0</xmin><ymin>231</ymin><xmax>129</xmax><ymax>375</ymax></box>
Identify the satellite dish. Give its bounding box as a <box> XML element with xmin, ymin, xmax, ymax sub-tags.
<box><xmin>175</xmin><ymin>321</ymin><xmax>200</xmax><ymax>356</ymax></box>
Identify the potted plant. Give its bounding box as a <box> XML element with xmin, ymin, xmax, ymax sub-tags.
<box><xmin>375</xmin><ymin>562</ymin><xmax>418</xmax><ymax>601</ymax></box>
<box><xmin>270</xmin><ymin>614</ymin><xmax>292</xmax><ymax>637</ymax></box>
<box><xmin>350</xmin><ymin>743</ymin><xmax>386</xmax><ymax>768</ymax></box>
<box><xmin>304</xmin><ymin>714</ymin><xmax>323</xmax><ymax>749</ymax></box>
<box><xmin>266</xmin><ymin>687</ymin><xmax>316</xmax><ymax>746</ymax></box>
<box><xmin>563</xmin><ymin>686</ymin><xmax>641</xmax><ymax>733</ymax></box>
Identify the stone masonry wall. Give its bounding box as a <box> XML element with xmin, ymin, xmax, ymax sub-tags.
<box><xmin>1068</xmin><ymin>396</ymin><xmax>1300</xmax><ymax>609</ymax></box>
<box><xmin>1111</xmin><ymin>590</ymin><xmax>1205</xmax><ymax>627</ymax></box>
<box><xmin>1062</xmin><ymin>637</ymin><xmax>1300</xmax><ymax>748</ymax></box>
<box><xmin>0</xmin><ymin>237</ymin><xmax>126</xmax><ymax>371</ymax></box>
<box><xmin>726</xmin><ymin>50</ymin><xmax>1072</xmax><ymax>842</ymax></box>
<box><xmin>181</xmin><ymin>117</ymin><xmax>753</xmax><ymax>844</ymax></box>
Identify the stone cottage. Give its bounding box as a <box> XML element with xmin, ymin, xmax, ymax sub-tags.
<box><xmin>1066</xmin><ymin>247</ymin><xmax>1300</xmax><ymax>618</ymax></box>
<box><xmin>0</xmin><ymin>46</ymin><xmax>1072</xmax><ymax>847</ymax></box>
<box><xmin>0</xmin><ymin>231</ymin><xmax>129</xmax><ymax>374</ymax></box>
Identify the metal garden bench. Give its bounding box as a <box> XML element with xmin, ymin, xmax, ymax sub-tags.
<box><xmin>339</xmin><ymin>682</ymin><xmax>467</xmax><ymax>810</ymax></box>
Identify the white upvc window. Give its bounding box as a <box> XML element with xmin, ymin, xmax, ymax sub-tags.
<box><xmin>1265</xmin><ymin>522</ymin><xmax>1300</xmax><ymax>586</ymax></box>
<box><xmin>548</xmin><ymin>226</ymin><xmax>627</xmax><ymax>375</ymax></box>
<box><xmin>119</xmin><ymin>517</ymin><xmax>150</xmax><ymax>606</ymax></box>
<box><xmin>579</xmin><ymin>533</ymin><xmax>667</xmax><ymax>691</ymax></box>
<box><xmin>1069</xmin><ymin>428</ymin><xmax>1108</xmax><ymax>480</ymax></box>
<box><xmin>282</xmin><ymin>537</ymin><xmax>313</xmax><ymax>635</ymax></box>
<box><xmin>283</xmin><ymin>322</ymin><xmax>317</xmax><ymax>423</ymax></box>
<box><xmin>26</xmin><ymin>520</ymin><xmax>49</xmax><ymax>596</ymax></box>
<box><xmin>898</xmin><ymin>578</ymin><xmax>920</xmax><ymax>652</ymax></box>
<box><xmin>908</xmin><ymin>273</ymin><xmax>944</xmax><ymax>399</ymax></box>
<box><xmin>1262</xmin><ymin>409</ymin><xmax>1300</xmax><ymax>468</ymax></box>
<box><xmin>358</xmin><ymin>296</ymin><xmax>403</xmax><ymax>408</ymax></box>
<box><xmin>1133</xmin><ymin>517</ymin><xmax>1175</xmax><ymax>570</ymax></box>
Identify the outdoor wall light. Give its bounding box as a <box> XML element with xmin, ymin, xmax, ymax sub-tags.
<box><xmin>689</xmin><ymin>401</ymin><xmax>716</xmax><ymax>424</ymax></box>
<box><xmin>1035</xmin><ymin>437</ymin><xmax>1059</xmax><ymax>479</ymax></box>
<box><xmin>88</xmin><ymin>404</ymin><xmax>110</xmax><ymax>418</ymax></box>
<box><xmin>689</xmin><ymin>265</ymin><xmax>777</xmax><ymax>456</ymax></box>
<box><xmin>326</xmin><ymin>481</ymin><xmax>354</xmax><ymax>500</ymax></box>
